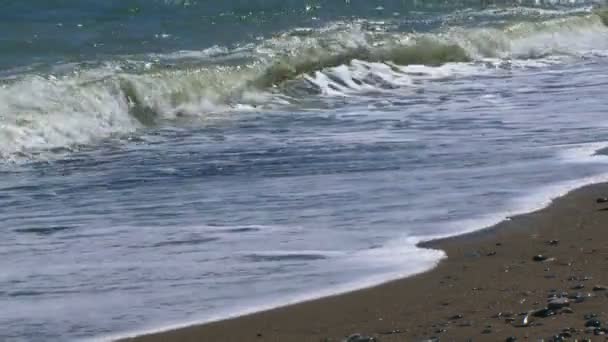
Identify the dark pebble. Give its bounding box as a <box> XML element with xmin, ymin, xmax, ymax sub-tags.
<box><xmin>506</xmin><ymin>337</ymin><xmax>517</xmax><ymax>342</ymax></box>
<box><xmin>533</xmin><ymin>308</ymin><xmax>556</xmax><ymax>318</ymax></box>
<box><xmin>481</xmin><ymin>328</ymin><xmax>492</xmax><ymax>334</ymax></box>
<box><xmin>572</xmin><ymin>284</ymin><xmax>585</xmax><ymax>290</ymax></box>
<box><xmin>585</xmin><ymin>319</ymin><xmax>602</xmax><ymax>328</ymax></box>
<box><xmin>345</xmin><ymin>334</ymin><xmax>377</xmax><ymax>342</ymax></box>
<box><xmin>547</xmin><ymin>240</ymin><xmax>559</xmax><ymax>246</ymax></box>
<box><xmin>533</xmin><ymin>255</ymin><xmax>548</xmax><ymax>262</ymax></box>
<box><xmin>597</xmin><ymin>197</ymin><xmax>608</xmax><ymax>203</ymax></box>
<box><xmin>450</xmin><ymin>314</ymin><xmax>464</xmax><ymax>320</ymax></box>
<box><xmin>593</xmin><ymin>285</ymin><xmax>607</xmax><ymax>291</ymax></box>
<box><xmin>257</xmin><ymin>333</ymin><xmax>263</xmax><ymax>337</ymax></box>
<box><xmin>486</xmin><ymin>251</ymin><xmax>497</xmax><ymax>256</ymax></box>
<box><xmin>561</xmin><ymin>308</ymin><xmax>574</xmax><ymax>314</ymax></box>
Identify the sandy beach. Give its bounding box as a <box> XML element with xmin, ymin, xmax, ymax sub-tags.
<box><xmin>119</xmin><ymin>183</ymin><xmax>608</xmax><ymax>342</ymax></box>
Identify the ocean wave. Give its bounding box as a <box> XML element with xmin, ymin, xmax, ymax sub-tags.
<box><xmin>1</xmin><ymin>11</ymin><xmax>607</xmax><ymax>161</ymax></box>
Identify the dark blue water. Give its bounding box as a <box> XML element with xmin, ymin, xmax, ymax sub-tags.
<box><xmin>3</xmin><ymin>1</ymin><xmax>608</xmax><ymax>341</ymax></box>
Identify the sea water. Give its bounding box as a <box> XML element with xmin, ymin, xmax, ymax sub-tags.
<box><xmin>3</xmin><ymin>1</ymin><xmax>608</xmax><ymax>341</ymax></box>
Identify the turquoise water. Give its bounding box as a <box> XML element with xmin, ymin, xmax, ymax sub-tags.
<box><xmin>3</xmin><ymin>1</ymin><xmax>608</xmax><ymax>341</ymax></box>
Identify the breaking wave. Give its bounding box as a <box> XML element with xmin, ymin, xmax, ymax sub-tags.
<box><xmin>1</xmin><ymin>11</ymin><xmax>608</xmax><ymax>160</ymax></box>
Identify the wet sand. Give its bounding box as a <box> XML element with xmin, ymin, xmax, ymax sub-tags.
<box><xmin>120</xmin><ymin>183</ymin><xmax>608</xmax><ymax>342</ymax></box>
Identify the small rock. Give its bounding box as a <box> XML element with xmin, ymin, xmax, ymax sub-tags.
<box><xmin>593</xmin><ymin>285</ymin><xmax>607</xmax><ymax>291</ymax></box>
<box><xmin>487</xmin><ymin>251</ymin><xmax>497</xmax><ymax>256</ymax></box>
<box><xmin>585</xmin><ymin>319</ymin><xmax>602</xmax><ymax>328</ymax></box>
<box><xmin>256</xmin><ymin>333</ymin><xmax>263</xmax><ymax>338</ymax></box>
<box><xmin>548</xmin><ymin>298</ymin><xmax>570</xmax><ymax>310</ymax></box>
<box><xmin>481</xmin><ymin>328</ymin><xmax>492</xmax><ymax>334</ymax></box>
<box><xmin>547</xmin><ymin>240</ymin><xmax>559</xmax><ymax>246</ymax></box>
<box><xmin>506</xmin><ymin>337</ymin><xmax>517</xmax><ymax>342</ymax></box>
<box><xmin>533</xmin><ymin>255</ymin><xmax>548</xmax><ymax>262</ymax></box>
<box><xmin>450</xmin><ymin>314</ymin><xmax>464</xmax><ymax>320</ymax></box>
<box><xmin>561</xmin><ymin>308</ymin><xmax>574</xmax><ymax>314</ymax></box>
<box><xmin>378</xmin><ymin>330</ymin><xmax>401</xmax><ymax>335</ymax></box>
<box><xmin>572</xmin><ymin>284</ymin><xmax>585</xmax><ymax>290</ymax></box>
<box><xmin>568</xmin><ymin>292</ymin><xmax>585</xmax><ymax>303</ymax></box>
<box><xmin>345</xmin><ymin>334</ymin><xmax>377</xmax><ymax>342</ymax></box>
<box><xmin>597</xmin><ymin>197</ymin><xmax>608</xmax><ymax>203</ymax></box>
<box><xmin>533</xmin><ymin>308</ymin><xmax>556</xmax><ymax>318</ymax></box>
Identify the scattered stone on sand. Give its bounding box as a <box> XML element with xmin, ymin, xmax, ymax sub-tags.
<box><xmin>596</xmin><ymin>197</ymin><xmax>608</xmax><ymax>203</ymax></box>
<box><xmin>481</xmin><ymin>328</ymin><xmax>492</xmax><ymax>334</ymax></box>
<box><xmin>547</xmin><ymin>239</ymin><xmax>560</xmax><ymax>246</ymax></box>
<box><xmin>486</xmin><ymin>251</ymin><xmax>497</xmax><ymax>256</ymax></box>
<box><xmin>571</xmin><ymin>284</ymin><xmax>585</xmax><ymax>290</ymax></box>
<box><xmin>593</xmin><ymin>285</ymin><xmax>607</xmax><ymax>291</ymax></box>
<box><xmin>505</xmin><ymin>337</ymin><xmax>517</xmax><ymax>342</ymax></box>
<box><xmin>450</xmin><ymin>314</ymin><xmax>464</xmax><ymax>320</ymax></box>
<box><xmin>547</xmin><ymin>297</ymin><xmax>570</xmax><ymax>310</ymax></box>
<box><xmin>533</xmin><ymin>255</ymin><xmax>549</xmax><ymax>262</ymax></box>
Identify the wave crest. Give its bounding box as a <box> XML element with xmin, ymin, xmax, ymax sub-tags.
<box><xmin>1</xmin><ymin>11</ymin><xmax>608</xmax><ymax>161</ymax></box>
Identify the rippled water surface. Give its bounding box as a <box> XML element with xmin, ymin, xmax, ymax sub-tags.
<box><xmin>3</xmin><ymin>1</ymin><xmax>608</xmax><ymax>341</ymax></box>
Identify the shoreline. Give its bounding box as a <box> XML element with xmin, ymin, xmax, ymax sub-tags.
<box><xmin>118</xmin><ymin>182</ymin><xmax>608</xmax><ymax>341</ymax></box>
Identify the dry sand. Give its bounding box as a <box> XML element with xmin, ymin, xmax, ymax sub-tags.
<box><xmin>120</xmin><ymin>183</ymin><xmax>608</xmax><ymax>342</ymax></box>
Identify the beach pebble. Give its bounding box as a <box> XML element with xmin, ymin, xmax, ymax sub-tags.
<box><xmin>568</xmin><ymin>292</ymin><xmax>585</xmax><ymax>303</ymax></box>
<box><xmin>596</xmin><ymin>197</ymin><xmax>608</xmax><ymax>203</ymax></box>
<box><xmin>547</xmin><ymin>239</ymin><xmax>559</xmax><ymax>246</ymax></box>
<box><xmin>533</xmin><ymin>308</ymin><xmax>556</xmax><ymax>318</ymax></box>
<box><xmin>533</xmin><ymin>255</ymin><xmax>548</xmax><ymax>262</ymax></box>
<box><xmin>571</xmin><ymin>284</ymin><xmax>585</xmax><ymax>290</ymax></box>
<box><xmin>585</xmin><ymin>319</ymin><xmax>601</xmax><ymax>328</ymax></box>
<box><xmin>345</xmin><ymin>334</ymin><xmax>377</xmax><ymax>342</ymax></box>
<box><xmin>450</xmin><ymin>314</ymin><xmax>464</xmax><ymax>320</ymax></box>
<box><xmin>481</xmin><ymin>328</ymin><xmax>492</xmax><ymax>334</ymax></box>
<box><xmin>505</xmin><ymin>337</ymin><xmax>517</xmax><ymax>342</ymax></box>
<box><xmin>547</xmin><ymin>298</ymin><xmax>570</xmax><ymax>310</ymax></box>
<box><xmin>561</xmin><ymin>307</ymin><xmax>574</xmax><ymax>314</ymax></box>
<box><xmin>593</xmin><ymin>285</ymin><xmax>607</xmax><ymax>291</ymax></box>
